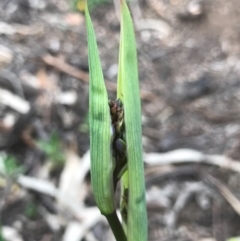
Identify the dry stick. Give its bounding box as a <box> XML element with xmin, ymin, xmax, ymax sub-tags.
<box><xmin>144</xmin><ymin>148</ymin><xmax>240</xmax><ymax>217</ymax></box>
<box><xmin>42</xmin><ymin>54</ymin><xmax>89</xmax><ymax>83</ymax></box>
<box><xmin>145</xmin><ymin>165</ymin><xmax>199</xmax><ymax>187</ymax></box>
<box><xmin>144</xmin><ymin>148</ymin><xmax>240</xmax><ymax>173</ymax></box>
<box><xmin>17</xmin><ymin>175</ymin><xmax>85</xmax><ymax>220</ymax></box>
<box><xmin>0</xmin><ymin>88</ymin><xmax>30</xmax><ymax>114</ymax></box>
<box><xmin>164</xmin><ymin>182</ymin><xmax>213</xmax><ymax>229</ymax></box>
<box><xmin>204</xmin><ymin>174</ymin><xmax>240</xmax><ymax>215</ymax></box>
<box><xmin>42</xmin><ymin>54</ymin><xmax>157</xmax><ymax>101</ymax></box>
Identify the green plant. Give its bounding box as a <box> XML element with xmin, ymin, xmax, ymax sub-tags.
<box><xmin>38</xmin><ymin>132</ymin><xmax>65</xmax><ymax>168</ymax></box>
<box><xmin>24</xmin><ymin>202</ymin><xmax>38</xmax><ymax>220</ymax></box>
<box><xmin>85</xmin><ymin>0</ymin><xmax>148</xmax><ymax>240</ymax></box>
<box><xmin>79</xmin><ymin>113</ymin><xmax>89</xmax><ymax>133</ymax></box>
<box><xmin>1</xmin><ymin>155</ymin><xmax>23</xmax><ymax>177</ymax></box>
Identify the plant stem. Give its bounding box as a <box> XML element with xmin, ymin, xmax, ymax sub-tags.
<box><xmin>105</xmin><ymin>211</ymin><xmax>127</xmax><ymax>241</ymax></box>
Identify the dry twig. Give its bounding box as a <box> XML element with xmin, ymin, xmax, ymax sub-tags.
<box><xmin>0</xmin><ymin>88</ymin><xmax>30</xmax><ymax>114</ymax></box>
<box><xmin>204</xmin><ymin>174</ymin><xmax>240</xmax><ymax>215</ymax></box>
<box><xmin>144</xmin><ymin>148</ymin><xmax>240</xmax><ymax>173</ymax></box>
<box><xmin>42</xmin><ymin>54</ymin><xmax>157</xmax><ymax>101</ymax></box>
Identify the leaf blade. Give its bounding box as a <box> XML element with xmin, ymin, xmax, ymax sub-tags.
<box><xmin>85</xmin><ymin>1</ymin><xmax>115</xmax><ymax>215</ymax></box>
<box><xmin>119</xmin><ymin>0</ymin><xmax>148</xmax><ymax>240</ymax></box>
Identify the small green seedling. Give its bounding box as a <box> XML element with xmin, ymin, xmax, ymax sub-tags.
<box><xmin>1</xmin><ymin>155</ymin><xmax>23</xmax><ymax>178</ymax></box>
<box><xmin>85</xmin><ymin>0</ymin><xmax>148</xmax><ymax>240</ymax></box>
<box><xmin>79</xmin><ymin>113</ymin><xmax>89</xmax><ymax>133</ymax></box>
<box><xmin>38</xmin><ymin>132</ymin><xmax>65</xmax><ymax>169</ymax></box>
<box><xmin>24</xmin><ymin>201</ymin><xmax>38</xmax><ymax>220</ymax></box>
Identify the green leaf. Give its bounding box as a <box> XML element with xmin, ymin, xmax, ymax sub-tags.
<box><xmin>3</xmin><ymin>155</ymin><xmax>23</xmax><ymax>176</ymax></box>
<box><xmin>85</xmin><ymin>1</ymin><xmax>115</xmax><ymax>215</ymax></box>
<box><xmin>119</xmin><ymin>0</ymin><xmax>148</xmax><ymax>240</ymax></box>
<box><xmin>24</xmin><ymin>202</ymin><xmax>38</xmax><ymax>219</ymax></box>
<box><xmin>117</xmin><ymin>31</ymin><xmax>123</xmax><ymax>100</ymax></box>
<box><xmin>38</xmin><ymin>132</ymin><xmax>65</xmax><ymax>168</ymax></box>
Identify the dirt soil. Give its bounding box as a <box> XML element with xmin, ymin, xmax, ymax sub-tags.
<box><xmin>1</xmin><ymin>0</ymin><xmax>240</xmax><ymax>240</ymax></box>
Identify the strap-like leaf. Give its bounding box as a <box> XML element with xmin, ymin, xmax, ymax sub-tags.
<box><xmin>117</xmin><ymin>31</ymin><xmax>123</xmax><ymax>100</ymax></box>
<box><xmin>85</xmin><ymin>1</ymin><xmax>115</xmax><ymax>215</ymax></box>
<box><xmin>119</xmin><ymin>0</ymin><xmax>148</xmax><ymax>240</ymax></box>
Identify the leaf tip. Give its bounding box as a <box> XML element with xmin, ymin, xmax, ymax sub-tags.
<box><xmin>119</xmin><ymin>0</ymin><xmax>125</xmax><ymax>7</ymax></box>
<box><xmin>84</xmin><ymin>0</ymin><xmax>88</xmax><ymax>13</ymax></box>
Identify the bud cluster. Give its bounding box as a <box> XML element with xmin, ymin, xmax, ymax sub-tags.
<box><xmin>109</xmin><ymin>99</ymin><xmax>127</xmax><ymax>187</ymax></box>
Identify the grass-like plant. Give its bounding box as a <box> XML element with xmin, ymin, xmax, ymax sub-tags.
<box><xmin>85</xmin><ymin>0</ymin><xmax>148</xmax><ymax>240</ymax></box>
<box><xmin>1</xmin><ymin>155</ymin><xmax>23</xmax><ymax>177</ymax></box>
<box><xmin>38</xmin><ymin>131</ymin><xmax>65</xmax><ymax>169</ymax></box>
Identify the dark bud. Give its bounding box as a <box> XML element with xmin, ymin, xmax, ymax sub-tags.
<box><xmin>115</xmin><ymin>138</ymin><xmax>126</xmax><ymax>155</ymax></box>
